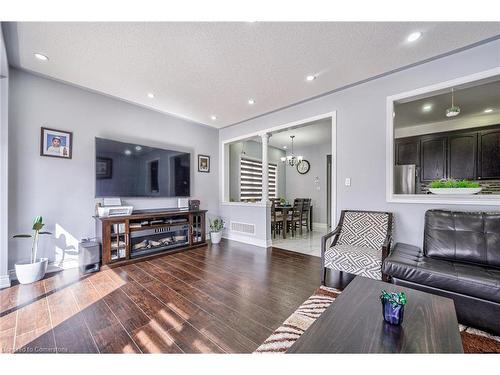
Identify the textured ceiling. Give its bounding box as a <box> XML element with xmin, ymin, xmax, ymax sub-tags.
<box><xmin>3</xmin><ymin>22</ymin><xmax>500</xmax><ymax>128</ymax></box>
<box><xmin>395</xmin><ymin>77</ymin><xmax>500</xmax><ymax>128</ymax></box>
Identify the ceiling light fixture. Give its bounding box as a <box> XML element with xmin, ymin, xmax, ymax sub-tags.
<box><xmin>34</xmin><ymin>53</ymin><xmax>49</xmax><ymax>61</ymax></box>
<box><xmin>124</xmin><ymin>149</ymin><xmax>132</xmax><ymax>156</ymax></box>
<box><xmin>211</xmin><ymin>115</ymin><xmax>217</xmax><ymax>121</ymax></box>
<box><xmin>407</xmin><ymin>32</ymin><xmax>423</xmax><ymax>43</ymax></box>
<box><xmin>306</xmin><ymin>75</ymin><xmax>317</xmax><ymax>82</ymax></box>
<box><xmin>446</xmin><ymin>88</ymin><xmax>461</xmax><ymax>118</ymax></box>
<box><xmin>283</xmin><ymin>146</ymin><xmax>287</xmax><ymax>149</ymax></box>
<box><xmin>280</xmin><ymin>135</ymin><xmax>303</xmax><ymax>167</ymax></box>
<box><xmin>484</xmin><ymin>108</ymin><xmax>493</xmax><ymax>113</ymax></box>
<box><xmin>422</xmin><ymin>104</ymin><xmax>433</xmax><ymax>112</ymax></box>
<box><xmin>135</xmin><ymin>146</ymin><xmax>142</xmax><ymax>151</ymax></box>
<box><xmin>147</xmin><ymin>93</ymin><xmax>155</xmax><ymax>99</ymax></box>
<box><xmin>248</xmin><ymin>98</ymin><xmax>255</xmax><ymax>105</ymax></box>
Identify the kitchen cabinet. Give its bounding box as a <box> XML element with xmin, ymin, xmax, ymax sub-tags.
<box><xmin>395</xmin><ymin>138</ymin><xmax>420</xmax><ymax>166</ymax></box>
<box><xmin>478</xmin><ymin>128</ymin><xmax>500</xmax><ymax>179</ymax></box>
<box><xmin>447</xmin><ymin>132</ymin><xmax>477</xmax><ymax>180</ymax></box>
<box><xmin>420</xmin><ymin>135</ymin><xmax>447</xmax><ymax>181</ymax></box>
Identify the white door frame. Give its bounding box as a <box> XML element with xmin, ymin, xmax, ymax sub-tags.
<box><xmin>220</xmin><ymin>111</ymin><xmax>338</xmax><ymax>227</ymax></box>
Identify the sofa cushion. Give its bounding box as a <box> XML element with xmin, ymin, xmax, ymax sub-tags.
<box><xmin>424</xmin><ymin>210</ymin><xmax>500</xmax><ymax>268</ymax></box>
<box><xmin>383</xmin><ymin>243</ymin><xmax>500</xmax><ymax>303</ymax></box>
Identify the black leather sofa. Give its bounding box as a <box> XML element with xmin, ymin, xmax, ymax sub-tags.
<box><xmin>382</xmin><ymin>209</ymin><xmax>500</xmax><ymax>335</ymax></box>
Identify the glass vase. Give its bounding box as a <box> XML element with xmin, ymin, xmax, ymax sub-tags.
<box><xmin>382</xmin><ymin>300</ymin><xmax>404</xmax><ymax>326</ymax></box>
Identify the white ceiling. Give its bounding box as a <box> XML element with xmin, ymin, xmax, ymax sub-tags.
<box><xmin>395</xmin><ymin>77</ymin><xmax>500</xmax><ymax>128</ymax></box>
<box><xmin>3</xmin><ymin>22</ymin><xmax>500</xmax><ymax>128</ymax></box>
<box><xmin>247</xmin><ymin>118</ymin><xmax>331</xmax><ymax>148</ymax></box>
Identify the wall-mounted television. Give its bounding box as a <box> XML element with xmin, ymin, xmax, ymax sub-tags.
<box><xmin>95</xmin><ymin>138</ymin><xmax>190</xmax><ymax>198</ymax></box>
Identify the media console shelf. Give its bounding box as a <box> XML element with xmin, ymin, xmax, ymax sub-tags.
<box><xmin>95</xmin><ymin>208</ymin><xmax>207</xmax><ymax>267</ymax></box>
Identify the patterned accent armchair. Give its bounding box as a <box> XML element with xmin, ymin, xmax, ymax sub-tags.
<box><xmin>321</xmin><ymin>210</ymin><xmax>393</xmax><ymax>284</ymax></box>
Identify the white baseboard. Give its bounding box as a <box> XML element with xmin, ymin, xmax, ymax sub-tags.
<box><xmin>0</xmin><ymin>274</ymin><xmax>11</xmax><ymax>289</ymax></box>
<box><xmin>222</xmin><ymin>232</ymin><xmax>269</xmax><ymax>248</ymax></box>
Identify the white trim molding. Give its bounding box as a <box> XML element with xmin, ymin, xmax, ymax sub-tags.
<box><xmin>386</xmin><ymin>67</ymin><xmax>500</xmax><ymax>206</ymax></box>
<box><xmin>0</xmin><ymin>274</ymin><xmax>10</xmax><ymax>289</ymax></box>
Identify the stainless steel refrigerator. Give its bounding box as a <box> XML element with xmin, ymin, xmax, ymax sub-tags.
<box><xmin>394</xmin><ymin>164</ymin><xmax>416</xmax><ymax>194</ymax></box>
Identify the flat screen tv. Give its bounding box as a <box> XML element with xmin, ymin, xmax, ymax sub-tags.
<box><xmin>95</xmin><ymin>138</ymin><xmax>190</xmax><ymax>198</ymax></box>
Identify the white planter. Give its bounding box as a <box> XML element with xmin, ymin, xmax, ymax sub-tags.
<box><xmin>210</xmin><ymin>231</ymin><xmax>223</xmax><ymax>244</ymax></box>
<box><xmin>15</xmin><ymin>258</ymin><xmax>48</xmax><ymax>284</ymax></box>
<box><xmin>429</xmin><ymin>187</ymin><xmax>482</xmax><ymax>195</ymax></box>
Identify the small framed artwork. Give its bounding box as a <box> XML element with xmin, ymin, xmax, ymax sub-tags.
<box><xmin>40</xmin><ymin>127</ymin><xmax>73</xmax><ymax>159</ymax></box>
<box><xmin>96</xmin><ymin>157</ymin><xmax>113</xmax><ymax>179</ymax></box>
<box><xmin>198</xmin><ymin>154</ymin><xmax>210</xmax><ymax>173</ymax></box>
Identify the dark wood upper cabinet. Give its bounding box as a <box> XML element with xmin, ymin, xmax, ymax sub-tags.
<box><xmin>420</xmin><ymin>136</ymin><xmax>447</xmax><ymax>181</ymax></box>
<box><xmin>478</xmin><ymin>128</ymin><xmax>500</xmax><ymax>179</ymax></box>
<box><xmin>447</xmin><ymin>132</ymin><xmax>477</xmax><ymax>180</ymax></box>
<box><xmin>395</xmin><ymin>138</ymin><xmax>420</xmax><ymax>166</ymax></box>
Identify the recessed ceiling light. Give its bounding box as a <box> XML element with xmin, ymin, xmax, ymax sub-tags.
<box><xmin>484</xmin><ymin>108</ymin><xmax>493</xmax><ymax>113</ymax></box>
<box><xmin>306</xmin><ymin>75</ymin><xmax>317</xmax><ymax>82</ymax></box>
<box><xmin>283</xmin><ymin>146</ymin><xmax>287</xmax><ymax>149</ymax></box>
<box><xmin>422</xmin><ymin>104</ymin><xmax>433</xmax><ymax>112</ymax></box>
<box><xmin>407</xmin><ymin>32</ymin><xmax>422</xmax><ymax>43</ymax></box>
<box><xmin>124</xmin><ymin>149</ymin><xmax>132</xmax><ymax>156</ymax></box>
<box><xmin>248</xmin><ymin>98</ymin><xmax>255</xmax><ymax>105</ymax></box>
<box><xmin>135</xmin><ymin>146</ymin><xmax>142</xmax><ymax>151</ymax></box>
<box><xmin>211</xmin><ymin>115</ymin><xmax>217</xmax><ymax>121</ymax></box>
<box><xmin>147</xmin><ymin>93</ymin><xmax>155</xmax><ymax>99</ymax></box>
<box><xmin>34</xmin><ymin>53</ymin><xmax>49</xmax><ymax>61</ymax></box>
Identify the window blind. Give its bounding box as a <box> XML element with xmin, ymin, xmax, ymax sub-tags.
<box><xmin>240</xmin><ymin>157</ymin><xmax>278</xmax><ymax>202</ymax></box>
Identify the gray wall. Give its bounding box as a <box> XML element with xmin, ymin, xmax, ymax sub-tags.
<box><xmin>8</xmin><ymin>69</ymin><xmax>219</xmax><ymax>269</ymax></box>
<box><xmin>285</xmin><ymin>142</ymin><xmax>331</xmax><ymax>225</ymax></box>
<box><xmin>220</xmin><ymin>39</ymin><xmax>500</xmax><ymax>247</ymax></box>
<box><xmin>229</xmin><ymin>140</ymin><xmax>286</xmax><ymax>201</ymax></box>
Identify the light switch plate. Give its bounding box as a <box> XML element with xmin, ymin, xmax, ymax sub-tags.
<box><xmin>345</xmin><ymin>178</ymin><xmax>351</xmax><ymax>187</ymax></box>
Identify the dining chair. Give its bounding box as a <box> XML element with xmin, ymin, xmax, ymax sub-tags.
<box><xmin>270</xmin><ymin>198</ymin><xmax>283</xmax><ymax>238</ymax></box>
<box><xmin>320</xmin><ymin>210</ymin><xmax>393</xmax><ymax>284</ymax></box>
<box><xmin>300</xmin><ymin>198</ymin><xmax>311</xmax><ymax>234</ymax></box>
<box><xmin>287</xmin><ymin>198</ymin><xmax>304</xmax><ymax>237</ymax></box>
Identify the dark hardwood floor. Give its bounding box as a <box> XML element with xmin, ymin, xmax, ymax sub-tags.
<box><xmin>1</xmin><ymin>239</ymin><xmax>344</xmax><ymax>354</ymax></box>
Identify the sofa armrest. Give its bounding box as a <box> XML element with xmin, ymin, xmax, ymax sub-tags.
<box><xmin>382</xmin><ymin>242</ymin><xmax>423</xmax><ymax>276</ymax></box>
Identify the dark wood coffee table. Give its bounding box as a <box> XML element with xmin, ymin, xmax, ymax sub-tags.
<box><xmin>288</xmin><ymin>276</ymin><xmax>463</xmax><ymax>353</ymax></box>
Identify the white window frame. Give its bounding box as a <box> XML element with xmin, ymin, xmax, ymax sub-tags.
<box><xmin>386</xmin><ymin>67</ymin><xmax>500</xmax><ymax>205</ymax></box>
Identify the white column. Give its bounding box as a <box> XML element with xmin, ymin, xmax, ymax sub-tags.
<box><xmin>260</xmin><ymin>133</ymin><xmax>270</xmax><ymax>203</ymax></box>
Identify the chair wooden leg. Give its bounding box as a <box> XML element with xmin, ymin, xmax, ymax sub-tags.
<box><xmin>321</xmin><ymin>267</ymin><xmax>326</xmax><ymax>286</ymax></box>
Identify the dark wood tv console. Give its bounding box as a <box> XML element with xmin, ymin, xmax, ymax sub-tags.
<box><xmin>95</xmin><ymin>208</ymin><xmax>206</xmax><ymax>267</ymax></box>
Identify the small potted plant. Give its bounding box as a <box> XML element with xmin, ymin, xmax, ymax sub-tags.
<box><xmin>429</xmin><ymin>179</ymin><xmax>482</xmax><ymax>195</ymax></box>
<box><xmin>380</xmin><ymin>290</ymin><xmax>407</xmax><ymax>326</ymax></box>
<box><xmin>209</xmin><ymin>217</ymin><xmax>225</xmax><ymax>245</ymax></box>
<box><xmin>13</xmin><ymin>216</ymin><xmax>52</xmax><ymax>284</ymax></box>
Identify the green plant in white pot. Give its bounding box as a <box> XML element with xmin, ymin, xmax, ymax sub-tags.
<box><xmin>13</xmin><ymin>216</ymin><xmax>52</xmax><ymax>284</ymax></box>
<box><xmin>209</xmin><ymin>217</ymin><xmax>225</xmax><ymax>245</ymax></box>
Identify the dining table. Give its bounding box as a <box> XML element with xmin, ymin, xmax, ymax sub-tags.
<box><xmin>274</xmin><ymin>204</ymin><xmax>313</xmax><ymax>239</ymax></box>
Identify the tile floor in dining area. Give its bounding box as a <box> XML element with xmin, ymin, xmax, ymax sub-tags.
<box><xmin>271</xmin><ymin>228</ymin><xmax>331</xmax><ymax>257</ymax></box>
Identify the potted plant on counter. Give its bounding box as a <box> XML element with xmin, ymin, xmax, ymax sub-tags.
<box><xmin>13</xmin><ymin>216</ymin><xmax>52</xmax><ymax>284</ymax></box>
<box><xmin>209</xmin><ymin>217</ymin><xmax>225</xmax><ymax>245</ymax></box>
<box><xmin>429</xmin><ymin>179</ymin><xmax>482</xmax><ymax>195</ymax></box>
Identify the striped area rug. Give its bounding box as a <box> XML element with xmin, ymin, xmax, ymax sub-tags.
<box><xmin>254</xmin><ymin>286</ymin><xmax>340</xmax><ymax>353</ymax></box>
<box><xmin>255</xmin><ymin>286</ymin><xmax>500</xmax><ymax>353</ymax></box>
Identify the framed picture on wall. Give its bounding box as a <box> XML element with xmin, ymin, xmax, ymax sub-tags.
<box><xmin>198</xmin><ymin>154</ymin><xmax>210</xmax><ymax>173</ymax></box>
<box><xmin>40</xmin><ymin>127</ymin><xmax>73</xmax><ymax>159</ymax></box>
<box><xmin>96</xmin><ymin>157</ymin><xmax>113</xmax><ymax>179</ymax></box>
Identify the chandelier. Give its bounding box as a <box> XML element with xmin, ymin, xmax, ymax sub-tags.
<box><xmin>446</xmin><ymin>88</ymin><xmax>461</xmax><ymax>118</ymax></box>
<box><xmin>280</xmin><ymin>135</ymin><xmax>303</xmax><ymax>167</ymax></box>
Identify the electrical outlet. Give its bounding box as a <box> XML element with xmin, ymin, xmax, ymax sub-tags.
<box><xmin>345</xmin><ymin>178</ymin><xmax>351</xmax><ymax>187</ymax></box>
